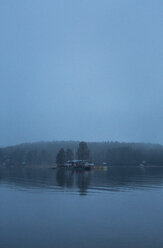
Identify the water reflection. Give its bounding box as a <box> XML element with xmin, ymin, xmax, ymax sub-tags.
<box><xmin>1</xmin><ymin>166</ymin><xmax>163</xmax><ymax>194</ymax></box>
<box><xmin>56</xmin><ymin>169</ymin><xmax>91</xmax><ymax>195</ymax></box>
<box><xmin>1</xmin><ymin>166</ymin><xmax>163</xmax><ymax>248</ymax></box>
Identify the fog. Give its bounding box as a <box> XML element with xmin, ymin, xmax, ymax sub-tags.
<box><xmin>0</xmin><ymin>0</ymin><xmax>162</xmax><ymax>146</ymax></box>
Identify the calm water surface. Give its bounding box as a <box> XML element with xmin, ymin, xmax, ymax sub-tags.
<box><xmin>1</xmin><ymin>166</ymin><xmax>163</xmax><ymax>248</ymax></box>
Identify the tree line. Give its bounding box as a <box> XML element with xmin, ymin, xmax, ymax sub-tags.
<box><xmin>0</xmin><ymin>140</ymin><xmax>163</xmax><ymax>166</ymax></box>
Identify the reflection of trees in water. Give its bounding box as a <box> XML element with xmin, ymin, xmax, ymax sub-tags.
<box><xmin>56</xmin><ymin>169</ymin><xmax>91</xmax><ymax>195</ymax></box>
<box><xmin>1</xmin><ymin>167</ymin><xmax>163</xmax><ymax>193</ymax></box>
<box><xmin>0</xmin><ymin>167</ymin><xmax>57</xmax><ymax>188</ymax></box>
<box><xmin>76</xmin><ymin>170</ymin><xmax>91</xmax><ymax>195</ymax></box>
<box><xmin>56</xmin><ymin>169</ymin><xmax>74</xmax><ymax>188</ymax></box>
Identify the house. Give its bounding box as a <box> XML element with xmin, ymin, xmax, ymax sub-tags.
<box><xmin>64</xmin><ymin>160</ymin><xmax>94</xmax><ymax>169</ymax></box>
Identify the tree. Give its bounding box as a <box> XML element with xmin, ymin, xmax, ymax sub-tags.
<box><xmin>66</xmin><ymin>148</ymin><xmax>73</xmax><ymax>161</ymax></box>
<box><xmin>56</xmin><ymin>148</ymin><xmax>65</xmax><ymax>165</ymax></box>
<box><xmin>77</xmin><ymin>142</ymin><xmax>90</xmax><ymax>160</ymax></box>
<box><xmin>0</xmin><ymin>149</ymin><xmax>4</xmax><ymax>164</ymax></box>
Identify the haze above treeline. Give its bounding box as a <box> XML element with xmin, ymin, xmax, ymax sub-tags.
<box><xmin>1</xmin><ymin>140</ymin><xmax>163</xmax><ymax>167</ymax></box>
<box><xmin>0</xmin><ymin>1</ymin><xmax>163</xmax><ymax>147</ymax></box>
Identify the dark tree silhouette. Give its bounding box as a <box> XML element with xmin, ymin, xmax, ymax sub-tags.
<box><xmin>66</xmin><ymin>148</ymin><xmax>73</xmax><ymax>161</ymax></box>
<box><xmin>56</xmin><ymin>148</ymin><xmax>66</xmax><ymax>165</ymax></box>
<box><xmin>77</xmin><ymin>142</ymin><xmax>90</xmax><ymax>160</ymax></box>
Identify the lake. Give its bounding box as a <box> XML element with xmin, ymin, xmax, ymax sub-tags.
<box><xmin>1</xmin><ymin>166</ymin><xmax>163</xmax><ymax>248</ymax></box>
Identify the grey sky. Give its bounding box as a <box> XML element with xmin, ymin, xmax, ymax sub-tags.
<box><xmin>0</xmin><ymin>0</ymin><xmax>162</xmax><ymax>146</ymax></box>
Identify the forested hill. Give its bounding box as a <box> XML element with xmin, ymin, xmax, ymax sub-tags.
<box><xmin>0</xmin><ymin>141</ymin><xmax>163</xmax><ymax>166</ymax></box>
